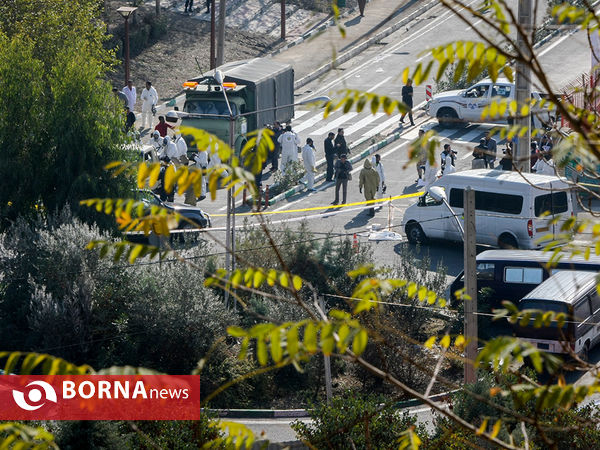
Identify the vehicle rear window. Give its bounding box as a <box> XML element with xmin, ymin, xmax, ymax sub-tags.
<box><xmin>504</xmin><ymin>267</ymin><xmax>543</xmax><ymax>284</ymax></box>
<box><xmin>449</xmin><ymin>189</ymin><xmax>523</xmax><ymax>214</ymax></box>
<box><xmin>534</xmin><ymin>192</ymin><xmax>568</xmax><ymax>217</ymax></box>
<box><xmin>519</xmin><ymin>300</ymin><xmax>568</xmax><ymax>328</ymax></box>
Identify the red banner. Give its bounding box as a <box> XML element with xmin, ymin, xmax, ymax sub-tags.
<box><xmin>0</xmin><ymin>375</ymin><xmax>200</xmax><ymax>420</ymax></box>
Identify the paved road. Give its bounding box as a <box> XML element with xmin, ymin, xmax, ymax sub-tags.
<box><xmin>193</xmin><ymin>2</ymin><xmax>600</xmax><ymax>445</ymax></box>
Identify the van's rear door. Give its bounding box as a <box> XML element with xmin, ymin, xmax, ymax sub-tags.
<box><xmin>533</xmin><ymin>184</ymin><xmax>571</xmax><ymax>245</ymax></box>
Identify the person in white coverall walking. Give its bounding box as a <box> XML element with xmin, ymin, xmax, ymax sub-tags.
<box><xmin>301</xmin><ymin>138</ymin><xmax>317</xmax><ymax>191</ymax></box>
<box><xmin>277</xmin><ymin>125</ymin><xmax>300</xmax><ymax>172</ymax></box>
<box><xmin>140</xmin><ymin>81</ymin><xmax>158</xmax><ymax>130</ymax></box>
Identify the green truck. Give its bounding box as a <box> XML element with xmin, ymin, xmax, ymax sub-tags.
<box><xmin>174</xmin><ymin>58</ymin><xmax>295</xmax><ymax>154</ymax></box>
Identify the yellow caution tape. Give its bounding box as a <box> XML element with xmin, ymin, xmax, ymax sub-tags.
<box><xmin>211</xmin><ymin>191</ymin><xmax>423</xmax><ymax>217</ymax></box>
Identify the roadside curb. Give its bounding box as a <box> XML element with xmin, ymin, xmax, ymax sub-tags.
<box><xmin>266</xmin><ymin>130</ymin><xmax>404</xmax><ymax>205</ymax></box>
<box><xmin>270</xmin><ymin>0</ymin><xmax>372</xmax><ymax>58</ymax></box>
<box><xmin>294</xmin><ymin>0</ymin><xmax>437</xmax><ymax>90</ymax></box>
<box><xmin>205</xmin><ymin>389</ymin><xmax>457</xmax><ymax>418</ymax></box>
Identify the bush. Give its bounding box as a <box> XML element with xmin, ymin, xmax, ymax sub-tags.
<box><xmin>0</xmin><ymin>209</ymin><xmax>252</xmax><ymax>407</ymax></box>
<box><xmin>292</xmin><ymin>391</ymin><xmax>428</xmax><ymax>449</ymax></box>
<box><xmin>270</xmin><ymin>161</ymin><xmax>305</xmax><ymax>196</ymax></box>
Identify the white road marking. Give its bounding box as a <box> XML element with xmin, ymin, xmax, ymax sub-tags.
<box><xmin>454</xmin><ymin>127</ymin><xmax>484</xmax><ymax>144</ymax></box>
<box><xmin>311</xmin><ymin>112</ymin><xmax>358</xmax><ymax>136</ymax></box>
<box><xmin>344</xmin><ymin>113</ymin><xmax>386</xmax><ymax>136</ymax></box>
<box><xmin>362</xmin><ymin>115</ymin><xmax>400</xmax><ymax>138</ymax></box>
<box><xmin>368</xmin><ymin>76</ymin><xmax>393</xmax><ymax>92</ymax></box>
<box><xmin>465</xmin><ymin>18</ymin><xmax>483</xmax><ymax>31</ymax></box>
<box><xmin>293</xmin><ymin>110</ymin><xmax>310</xmax><ymax>120</ymax></box>
<box><xmin>306</xmin><ymin>0</ymin><xmax>480</xmax><ymax>98</ymax></box>
<box><xmin>293</xmin><ymin>113</ymin><xmax>325</xmax><ymax>133</ymax></box>
<box><xmin>538</xmin><ymin>32</ymin><xmax>571</xmax><ymax>58</ymax></box>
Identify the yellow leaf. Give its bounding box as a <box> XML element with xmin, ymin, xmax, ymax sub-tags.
<box><xmin>424</xmin><ymin>336</ymin><xmax>436</xmax><ymax>349</ymax></box>
<box><xmin>417</xmin><ymin>285</ymin><xmax>427</xmax><ymax>302</ymax></box>
<box><xmin>490</xmin><ymin>420</ymin><xmax>502</xmax><ymax>439</ymax></box>
<box><xmin>253</xmin><ymin>270</ymin><xmax>265</xmax><ymax>288</ymax></box>
<box><xmin>137</xmin><ymin>162</ymin><xmax>149</xmax><ymax>188</ymax></box>
<box><xmin>292</xmin><ymin>275</ymin><xmax>302</xmax><ymax>291</ymax></box>
<box><xmin>280</xmin><ymin>272</ymin><xmax>289</xmax><ymax>288</ymax></box>
<box><xmin>401</xmin><ymin>66</ymin><xmax>410</xmax><ymax>84</ymax></box>
<box><xmin>440</xmin><ymin>334</ymin><xmax>451</xmax><ymax>349</ymax></box>
<box><xmin>149</xmin><ymin>164</ymin><xmax>161</xmax><ymax>188</ymax></box>
<box><xmin>164</xmin><ymin>165</ymin><xmax>176</xmax><ymax>193</ymax></box>
<box><xmin>476</xmin><ymin>418</ymin><xmax>488</xmax><ymax>435</ymax></box>
<box><xmin>454</xmin><ymin>335</ymin><xmax>465</xmax><ymax>349</ymax></box>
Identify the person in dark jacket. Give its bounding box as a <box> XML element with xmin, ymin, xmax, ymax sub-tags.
<box><xmin>400</xmin><ymin>79</ymin><xmax>415</xmax><ymax>126</ymax></box>
<box><xmin>334</xmin><ymin>128</ymin><xmax>348</xmax><ymax>157</ymax></box>
<box><xmin>125</xmin><ymin>107</ymin><xmax>136</xmax><ymax>132</ymax></box>
<box><xmin>270</xmin><ymin>121</ymin><xmax>283</xmax><ymax>172</ymax></box>
<box><xmin>332</xmin><ymin>154</ymin><xmax>352</xmax><ymax>205</ymax></box>
<box><xmin>324</xmin><ymin>132</ymin><xmax>336</xmax><ymax>181</ymax></box>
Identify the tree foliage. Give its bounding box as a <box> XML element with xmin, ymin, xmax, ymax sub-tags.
<box><xmin>0</xmin><ymin>0</ymin><xmax>131</xmax><ymax>229</ymax></box>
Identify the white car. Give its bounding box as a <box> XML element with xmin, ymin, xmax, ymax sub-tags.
<box><xmin>425</xmin><ymin>78</ymin><xmax>551</xmax><ymax>127</ymax></box>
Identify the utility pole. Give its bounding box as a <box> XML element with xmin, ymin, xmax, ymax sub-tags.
<box><xmin>463</xmin><ymin>187</ymin><xmax>477</xmax><ymax>384</ymax></box>
<box><xmin>319</xmin><ymin>297</ymin><xmax>333</xmax><ymax>404</ymax></box>
<box><xmin>216</xmin><ymin>0</ymin><xmax>226</xmax><ymax>66</ymax></box>
<box><xmin>515</xmin><ymin>0</ymin><xmax>532</xmax><ymax>172</ymax></box>
<box><xmin>210</xmin><ymin>0</ymin><xmax>216</xmax><ymax>69</ymax></box>
<box><xmin>281</xmin><ymin>0</ymin><xmax>286</xmax><ymax>40</ymax></box>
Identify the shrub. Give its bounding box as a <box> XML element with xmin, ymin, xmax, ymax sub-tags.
<box><xmin>292</xmin><ymin>391</ymin><xmax>428</xmax><ymax>449</ymax></box>
<box><xmin>270</xmin><ymin>161</ymin><xmax>305</xmax><ymax>196</ymax></box>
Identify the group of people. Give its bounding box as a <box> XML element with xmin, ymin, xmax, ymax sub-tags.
<box><xmin>471</xmin><ymin>131</ymin><xmax>556</xmax><ymax>175</ymax></box>
<box><xmin>113</xmin><ymin>80</ymin><xmax>160</xmax><ymax>132</ymax></box>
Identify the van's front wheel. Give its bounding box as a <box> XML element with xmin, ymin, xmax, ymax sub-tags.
<box><xmin>406</xmin><ymin>222</ymin><xmax>426</xmax><ymax>244</ymax></box>
<box><xmin>498</xmin><ymin>233</ymin><xmax>518</xmax><ymax>249</ymax></box>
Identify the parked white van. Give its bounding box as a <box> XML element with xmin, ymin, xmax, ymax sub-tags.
<box><xmin>402</xmin><ymin>169</ymin><xmax>574</xmax><ymax>249</ymax></box>
<box><xmin>516</xmin><ymin>271</ymin><xmax>600</xmax><ymax>359</ymax></box>
<box><xmin>425</xmin><ymin>78</ymin><xmax>552</xmax><ymax>127</ymax></box>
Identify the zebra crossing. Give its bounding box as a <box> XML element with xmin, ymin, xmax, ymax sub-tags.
<box><xmin>292</xmin><ymin>108</ymin><xmax>508</xmax><ymax>148</ymax></box>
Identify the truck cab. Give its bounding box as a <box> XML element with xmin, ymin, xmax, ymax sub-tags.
<box><xmin>176</xmin><ymin>58</ymin><xmax>294</xmax><ymax>155</ymax></box>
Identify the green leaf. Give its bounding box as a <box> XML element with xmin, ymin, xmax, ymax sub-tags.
<box><xmin>352</xmin><ymin>329</ymin><xmax>368</xmax><ymax>355</ymax></box>
<box><xmin>227</xmin><ymin>326</ymin><xmax>247</xmax><ymax>338</ymax></box>
<box><xmin>304</xmin><ymin>322</ymin><xmax>318</xmax><ymax>353</ymax></box>
<box><xmin>269</xmin><ymin>328</ymin><xmax>283</xmax><ymax>363</ymax></box>
<box><xmin>256</xmin><ymin>336</ymin><xmax>268</xmax><ymax>366</ymax></box>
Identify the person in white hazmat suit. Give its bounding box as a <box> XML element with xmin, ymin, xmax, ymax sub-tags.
<box><xmin>175</xmin><ymin>132</ymin><xmax>188</xmax><ymax>163</ymax></box>
<box><xmin>140</xmin><ymin>81</ymin><xmax>158</xmax><ymax>130</ymax></box>
<box><xmin>163</xmin><ymin>136</ymin><xmax>179</xmax><ymax>164</ymax></box>
<box><xmin>277</xmin><ymin>125</ymin><xmax>301</xmax><ymax>172</ymax></box>
<box><xmin>301</xmin><ymin>138</ymin><xmax>317</xmax><ymax>191</ymax></box>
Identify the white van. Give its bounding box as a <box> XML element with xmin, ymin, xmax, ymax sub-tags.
<box><xmin>516</xmin><ymin>271</ymin><xmax>600</xmax><ymax>359</ymax></box>
<box><xmin>402</xmin><ymin>169</ymin><xmax>574</xmax><ymax>249</ymax></box>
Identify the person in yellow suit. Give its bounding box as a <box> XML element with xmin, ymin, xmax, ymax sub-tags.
<box><xmin>359</xmin><ymin>159</ymin><xmax>380</xmax><ymax>217</ymax></box>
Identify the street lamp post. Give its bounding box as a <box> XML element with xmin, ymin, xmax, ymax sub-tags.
<box><xmin>117</xmin><ymin>6</ymin><xmax>138</xmax><ymax>87</ymax></box>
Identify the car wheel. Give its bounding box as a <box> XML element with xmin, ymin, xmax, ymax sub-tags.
<box><xmin>406</xmin><ymin>222</ymin><xmax>426</xmax><ymax>244</ymax></box>
<box><xmin>437</xmin><ymin>108</ymin><xmax>459</xmax><ymax>127</ymax></box>
<box><xmin>498</xmin><ymin>233</ymin><xmax>518</xmax><ymax>249</ymax></box>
